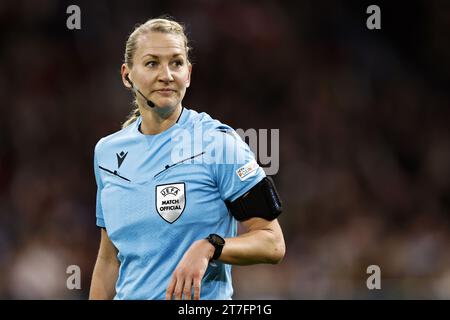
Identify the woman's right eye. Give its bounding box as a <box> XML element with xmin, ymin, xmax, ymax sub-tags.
<box><xmin>146</xmin><ymin>61</ymin><xmax>157</xmax><ymax>67</ymax></box>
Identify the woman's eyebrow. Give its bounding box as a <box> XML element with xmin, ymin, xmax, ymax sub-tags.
<box><xmin>142</xmin><ymin>53</ymin><xmax>183</xmax><ymax>59</ymax></box>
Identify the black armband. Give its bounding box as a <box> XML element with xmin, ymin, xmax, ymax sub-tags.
<box><xmin>225</xmin><ymin>177</ymin><xmax>282</xmax><ymax>221</ymax></box>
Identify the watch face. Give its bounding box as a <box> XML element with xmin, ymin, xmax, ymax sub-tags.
<box><xmin>210</xmin><ymin>234</ymin><xmax>225</xmax><ymax>246</ymax></box>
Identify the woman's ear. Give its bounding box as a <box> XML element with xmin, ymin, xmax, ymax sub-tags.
<box><xmin>121</xmin><ymin>64</ymin><xmax>132</xmax><ymax>88</ymax></box>
<box><xmin>186</xmin><ymin>63</ymin><xmax>192</xmax><ymax>88</ymax></box>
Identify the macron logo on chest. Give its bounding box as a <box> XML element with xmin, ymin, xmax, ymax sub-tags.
<box><xmin>116</xmin><ymin>151</ymin><xmax>128</xmax><ymax>168</ymax></box>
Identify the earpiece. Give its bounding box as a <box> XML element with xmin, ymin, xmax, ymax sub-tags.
<box><xmin>124</xmin><ymin>74</ymin><xmax>155</xmax><ymax>108</ymax></box>
<box><xmin>125</xmin><ymin>74</ymin><xmax>132</xmax><ymax>86</ymax></box>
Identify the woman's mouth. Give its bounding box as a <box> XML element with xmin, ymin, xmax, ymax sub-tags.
<box><xmin>155</xmin><ymin>89</ymin><xmax>176</xmax><ymax>96</ymax></box>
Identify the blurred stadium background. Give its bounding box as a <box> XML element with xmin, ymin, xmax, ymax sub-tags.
<box><xmin>0</xmin><ymin>0</ymin><xmax>449</xmax><ymax>299</ymax></box>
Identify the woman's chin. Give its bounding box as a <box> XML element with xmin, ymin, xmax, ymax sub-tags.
<box><xmin>154</xmin><ymin>97</ymin><xmax>177</xmax><ymax>108</ymax></box>
<box><xmin>153</xmin><ymin>102</ymin><xmax>178</xmax><ymax>118</ymax></box>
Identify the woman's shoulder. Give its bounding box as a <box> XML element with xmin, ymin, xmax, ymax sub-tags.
<box><xmin>185</xmin><ymin>108</ymin><xmax>234</xmax><ymax>132</ymax></box>
<box><xmin>94</xmin><ymin>121</ymin><xmax>138</xmax><ymax>155</ymax></box>
<box><xmin>184</xmin><ymin>108</ymin><xmax>244</xmax><ymax>153</ymax></box>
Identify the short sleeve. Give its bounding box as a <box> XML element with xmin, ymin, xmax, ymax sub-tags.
<box><xmin>94</xmin><ymin>148</ymin><xmax>105</xmax><ymax>228</ymax></box>
<box><xmin>210</xmin><ymin>129</ymin><xmax>266</xmax><ymax>202</ymax></box>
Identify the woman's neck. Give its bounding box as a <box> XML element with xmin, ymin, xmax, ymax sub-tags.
<box><xmin>139</xmin><ymin>104</ymin><xmax>182</xmax><ymax>135</ymax></box>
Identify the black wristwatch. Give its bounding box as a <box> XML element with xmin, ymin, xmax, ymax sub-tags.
<box><xmin>205</xmin><ymin>234</ymin><xmax>225</xmax><ymax>261</ymax></box>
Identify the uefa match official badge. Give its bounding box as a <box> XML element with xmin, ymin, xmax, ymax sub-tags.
<box><xmin>155</xmin><ymin>182</ymin><xmax>186</xmax><ymax>223</ymax></box>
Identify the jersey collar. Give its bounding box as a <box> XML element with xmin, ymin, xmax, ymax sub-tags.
<box><xmin>135</xmin><ymin>107</ymin><xmax>188</xmax><ymax>137</ymax></box>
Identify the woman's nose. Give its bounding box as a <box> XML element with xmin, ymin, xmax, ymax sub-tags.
<box><xmin>158</xmin><ymin>65</ymin><xmax>174</xmax><ymax>82</ymax></box>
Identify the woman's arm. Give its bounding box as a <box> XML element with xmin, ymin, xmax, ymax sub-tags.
<box><xmin>89</xmin><ymin>228</ymin><xmax>120</xmax><ymax>300</ymax></box>
<box><xmin>165</xmin><ymin>218</ymin><xmax>285</xmax><ymax>299</ymax></box>
<box><xmin>217</xmin><ymin>217</ymin><xmax>285</xmax><ymax>265</ymax></box>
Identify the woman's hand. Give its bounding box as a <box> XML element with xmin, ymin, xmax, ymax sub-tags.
<box><xmin>165</xmin><ymin>239</ymin><xmax>215</xmax><ymax>300</ymax></box>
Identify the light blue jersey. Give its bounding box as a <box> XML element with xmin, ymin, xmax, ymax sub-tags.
<box><xmin>94</xmin><ymin>107</ymin><xmax>266</xmax><ymax>300</ymax></box>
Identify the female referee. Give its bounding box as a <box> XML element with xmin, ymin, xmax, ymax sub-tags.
<box><xmin>89</xmin><ymin>17</ymin><xmax>285</xmax><ymax>300</ymax></box>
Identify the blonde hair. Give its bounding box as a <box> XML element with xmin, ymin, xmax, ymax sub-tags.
<box><xmin>122</xmin><ymin>17</ymin><xmax>191</xmax><ymax>128</ymax></box>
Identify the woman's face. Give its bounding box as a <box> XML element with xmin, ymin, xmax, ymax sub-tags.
<box><xmin>123</xmin><ymin>31</ymin><xmax>191</xmax><ymax>112</ymax></box>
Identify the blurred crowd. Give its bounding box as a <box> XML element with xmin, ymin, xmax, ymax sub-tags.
<box><xmin>0</xmin><ymin>0</ymin><xmax>449</xmax><ymax>299</ymax></box>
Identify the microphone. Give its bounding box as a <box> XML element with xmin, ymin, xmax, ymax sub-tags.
<box><xmin>125</xmin><ymin>74</ymin><xmax>155</xmax><ymax>108</ymax></box>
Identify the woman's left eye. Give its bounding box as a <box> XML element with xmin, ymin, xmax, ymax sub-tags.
<box><xmin>172</xmin><ymin>60</ymin><xmax>183</xmax><ymax>67</ymax></box>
